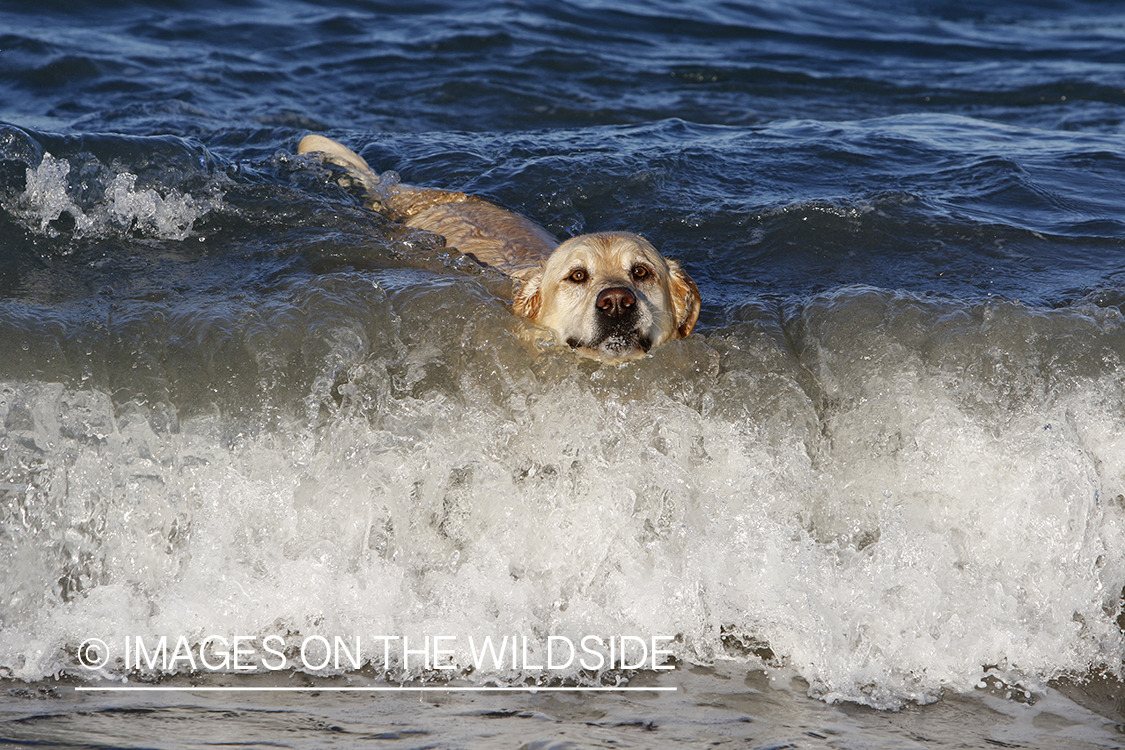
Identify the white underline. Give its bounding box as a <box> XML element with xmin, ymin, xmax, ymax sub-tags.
<box><xmin>76</xmin><ymin>685</ymin><xmax>676</xmax><ymax>693</ymax></box>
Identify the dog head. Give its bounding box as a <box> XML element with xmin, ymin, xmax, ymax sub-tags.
<box><xmin>513</xmin><ymin>232</ymin><xmax>700</xmax><ymax>363</ymax></box>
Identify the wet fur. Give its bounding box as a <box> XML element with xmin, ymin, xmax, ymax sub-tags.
<box><xmin>298</xmin><ymin>134</ymin><xmax>700</xmax><ymax>363</ymax></box>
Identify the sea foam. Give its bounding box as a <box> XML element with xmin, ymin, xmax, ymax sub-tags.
<box><xmin>9</xmin><ymin>153</ymin><xmax>219</xmax><ymax>241</ymax></box>
<box><xmin>1</xmin><ymin>281</ymin><xmax>1123</xmax><ymax>709</ymax></box>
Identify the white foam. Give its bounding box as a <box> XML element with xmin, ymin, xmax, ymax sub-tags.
<box><xmin>8</xmin><ymin>153</ymin><xmax>219</xmax><ymax>240</ymax></box>
<box><xmin>1</xmin><ymin>287</ymin><xmax>1123</xmax><ymax>710</ymax></box>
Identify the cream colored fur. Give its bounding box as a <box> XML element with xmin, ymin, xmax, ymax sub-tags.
<box><xmin>298</xmin><ymin>134</ymin><xmax>699</xmax><ymax>363</ymax></box>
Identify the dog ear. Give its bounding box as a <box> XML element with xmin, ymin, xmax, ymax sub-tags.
<box><xmin>512</xmin><ymin>269</ymin><xmax>544</xmax><ymax>321</ymax></box>
<box><xmin>667</xmin><ymin>260</ymin><xmax>701</xmax><ymax>338</ymax></box>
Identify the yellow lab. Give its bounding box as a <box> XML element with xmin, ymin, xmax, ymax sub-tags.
<box><xmin>298</xmin><ymin>135</ymin><xmax>700</xmax><ymax>363</ymax></box>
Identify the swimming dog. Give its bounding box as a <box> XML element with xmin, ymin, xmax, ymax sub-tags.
<box><xmin>298</xmin><ymin>135</ymin><xmax>699</xmax><ymax>363</ymax></box>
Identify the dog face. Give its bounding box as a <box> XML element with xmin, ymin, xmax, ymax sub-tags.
<box><xmin>513</xmin><ymin>232</ymin><xmax>700</xmax><ymax>363</ymax></box>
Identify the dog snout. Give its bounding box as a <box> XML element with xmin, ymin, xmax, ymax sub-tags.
<box><xmin>596</xmin><ymin>287</ymin><xmax>636</xmax><ymax>318</ymax></box>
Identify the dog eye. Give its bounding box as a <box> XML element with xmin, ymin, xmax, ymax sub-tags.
<box><xmin>568</xmin><ymin>269</ymin><xmax>587</xmax><ymax>283</ymax></box>
<box><xmin>632</xmin><ymin>265</ymin><xmax>649</xmax><ymax>280</ymax></box>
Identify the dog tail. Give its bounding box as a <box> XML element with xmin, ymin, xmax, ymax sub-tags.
<box><xmin>298</xmin><ymin>134</ymin><xmax>396</xmax><ymax>215</ymax></box>
<box><xmin>298</xmin><ymin>134</ymin><xmax>557</xmax><ymax>271</ymax></box>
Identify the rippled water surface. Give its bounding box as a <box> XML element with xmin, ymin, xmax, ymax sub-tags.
<box><xmin>3</xmin><ymin>1</ymin><xmax>1125</xmax><ymax>747</ymax></box>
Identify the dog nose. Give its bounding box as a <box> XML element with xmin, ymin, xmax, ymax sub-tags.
<box><xmin>596</xmin><ymin>287</ymin><xmax>636</xmax><ymax>318</ymax></box>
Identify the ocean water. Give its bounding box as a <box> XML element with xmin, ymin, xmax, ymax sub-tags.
<box><xmin>2</xmin><ymin>0</ymin><xmax>1125</xmax><ymax>747</ymax></box>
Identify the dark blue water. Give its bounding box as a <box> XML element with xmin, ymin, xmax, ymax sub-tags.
<box><xmin>3</xmin><ymin>1</ymin><xmax>1125</xmax><ymax>748</ymax></box>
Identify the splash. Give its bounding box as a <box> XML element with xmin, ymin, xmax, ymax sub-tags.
<box><xmin>1</xmin><ymin>279</ymin><xmax>1124</xmax><ymax>709</ymax></box>
<box><xmin>10</xmin><ymin>153</ymin><xmax>219</xmax><ymax>241</ymax></box>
